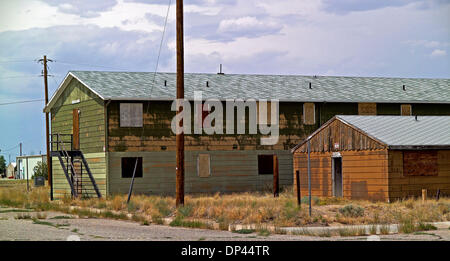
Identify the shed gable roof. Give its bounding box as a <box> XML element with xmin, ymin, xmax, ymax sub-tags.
<box><xmin>292</xmin><ymin>115</ymin><xmax>450</xmax><ymax>152</ymax></box>
<box><xmin>337</xmin><ymin>115</ymin><xmax>450</xmax><ymax>148</ymax></box>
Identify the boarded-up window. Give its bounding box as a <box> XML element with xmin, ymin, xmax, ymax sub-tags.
<box><xmin>120</xmin><ymin>103</ymin><xmax>143</xmax><ymax>127</ymax></box>
<box><xmin>197</xmin><ymin>154</ymin><xmax>211</xmax><ymax>178</ymax></box>
<box><xmin>303</xmin><ymin>103</ymin><xmax>315</xmax><ymax>125</ymax></box>
<box><xmin>358</xmin><ymin>103</ymin><xmax>377</xmax><ymax>115</ymax></box>
<box><xmin>401</xmin><ymin>104</ymin><xmax>412</xmax><ymax>116</ymax></box>
<box><xmin>121</xmin><ymin>157</ymin><xmax>143</xmax><ymax>178</ymax></box>
<box><xmin>257</xmin><ymin>101</ymin><xmax>271</xmax><ymax>125</ymax></box>
<box><xmin>403</xmin><ymin>151</ymin><xmax>438</xmax><ymax>176</ymax></box>
<box><xmin>258</xmin><ymin>155</ymin><xmax>274</xmax><ymax>175</ymax></box>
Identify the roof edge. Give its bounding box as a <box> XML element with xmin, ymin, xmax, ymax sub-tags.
<box><xmin>44</xmin><ymin>72</ymin><xmax>105</xmax><ymax>113</ymax></box>
<box><xmin>290</xmin><ymin>115</ymin><xmax>390</xmax><ymax>153</ymax></box>
<box><xmin>388</xmin><ymin>145</ymin><xmax>450</xmax><ymax>150</ymax></box>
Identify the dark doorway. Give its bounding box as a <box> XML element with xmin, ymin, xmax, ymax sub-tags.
<box><xmin>333</xmin><ymin>157</ymin><xmax>343</xmax><ymax>197</ymax></box>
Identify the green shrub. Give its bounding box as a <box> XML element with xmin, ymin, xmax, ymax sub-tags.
<box><xmin>398</xmin><ymin>218</ymin><xmax>415</xmax><ymax>234</ymax></box>
<box><xmin>177</xmin><ymin>204</ymin><xmax>193</xmax><ymax>218</ymax></box>
<box><xmin>257</xmin><ymin>228</ymin><xmax>271</xmax><ymax>237</ymax></box>
<box><xmin>233</xmin><ymin>229</ymin><xmax>256</xmax><ymax>234</ymax></box>
<box><xmin>338</xmin><ymin>205</ymin><xmax>365</xmax><ymax>217</ymax></box>
<box><xmin>416</xmin><ymin>222</ymin><xmax>437</xmax><ymax>231</ymax></box>
<box><xmin>301</xmin><ymin>196</ymin><xmax>320</xmax><ymax>205</ymax></box>
<box><xmin>169</xmin><ymin>217</ymin><xmax>211</xmax><ymax>229</ymax></box>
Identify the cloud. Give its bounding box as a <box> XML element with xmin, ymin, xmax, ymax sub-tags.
<box><xmin>217</xmin><ymin>16</ymin><xmax>283</xmax><ymax>39</ymax></box>
<box><xmin>41</xmin><ymin>0</ymin><xmax>117</xmax><ymax>18</ymax></box>
<box><xmin>430</xmin><ymin>49</ymin><xmax>447</xmax><ymax>57</ymax></box>
<box><xmin>321</xmin><ymin>0</ymin><xmax>448</xmax><ymax>14</ymax></box>
<box><xmin>0</xmin><ymin>0</ymin><xmax>449</xmax><ymax>154</ymax></box>
<box><xmin>0</xmin><ymin>0</ymin><xmax>169</xmax><ymax>33</ymax></box>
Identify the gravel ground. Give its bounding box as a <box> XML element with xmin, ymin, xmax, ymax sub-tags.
<box><xmin>1</xmin><ymin>208</ymin><xmax>449</xmax><ymax>241</ymax></box>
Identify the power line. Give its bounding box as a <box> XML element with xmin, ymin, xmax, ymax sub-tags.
<box><xmin>54</xmin><ymin>60</ymin><xmax>128</xmax><ymax>71</ymax></box>
<box><xmin>0</xmin><ymin>59</ymin><xmax>35</xmax><ymax>64</ymax></box>
<box><xmin>0</xmin><ymin>75</ymin><xmax>41</xmax><ymax>79</ymax></box>
<box><xmin>127</xmin><ymin>0</ymin><xmax>172</xmax><ymax>204</ymax></box>
<box><xmin>1</xmin><ymin>144</ymin><xmax>20</xmax><ymax>152</ymax></box>
<box><xmin>0</xmin><ymin>99</ymin><xmax>44</xmax><ymax>106</ymax></box>
<box><xmin>150</xmin><ymin>0</ymin><xmax>172</xmax><ymax>96</ymax></box>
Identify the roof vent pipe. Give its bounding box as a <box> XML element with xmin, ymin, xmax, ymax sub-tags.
<box><xmin>218</xmin><ymin>64</ymin><xmax>224</xmax><ymax>75</ymax></box>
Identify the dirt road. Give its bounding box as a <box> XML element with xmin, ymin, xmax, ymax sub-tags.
<box><xmin>0</xmin><ymin>208</ymin><xmax>449</xmax><ymax>241</ymax></box>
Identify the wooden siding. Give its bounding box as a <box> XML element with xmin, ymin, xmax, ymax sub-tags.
<box><xmin>107</xmin><ymin>101</ymin><xmax>318</xmax><ymax>152</ymax></box>
<box><xmin>388</xmin><ymin>150</ymin><xmax>450</xmax><ymax>200</ymax></box>
<box><xmin>295</xmin><ymin>118</ymin><xmax>386</xmax><ymax>153</ymax></box>
<box><xmin>108</xmin><ymin>150</ymin><xmax>292</xmax><ymax>195</ymax></box>
<box><xmin>50</xmin><ymin>78</ymin><xmax>106</xmax><ymax>199</ymax></box>
<box><xmin>52</xmin><ymin>152</ymin><xmax>107</xmax><ymax>199</ymax></box>
<box><xmin>293</xmin><ymin>150</ymin><xmax>389</xmax><ymax>201</ymax></box>
<box><xmin>51</xmin><ymin>78</ymin><xmax>105</xmax><ymax>153</ymax></box>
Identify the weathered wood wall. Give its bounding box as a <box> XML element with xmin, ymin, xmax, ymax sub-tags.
<box><xmin>388</xmin><ymin>150</ymin><xmax>450</xmax><ymax>200</ymax></box>
<box><xmin>295</xmin><ymin>118</ymin><xmax>387</xmax><ymax>153</ymax></box>
<box><xmin>50</xmin><ymin>78</ymin><xmax>107</xmax><ymax>199</ymax></box>
<box><xmin>106</xmin><ymin>101</ymin><xmax>318</xmax><ymax>152</ymax></box>
<box><xmin>293</xmin><ymin>150</ymin><xmax>389</xmax><ymax>201</ymax></box>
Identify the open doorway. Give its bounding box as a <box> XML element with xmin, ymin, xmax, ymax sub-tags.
<box><xmin>332</xmin><ymin>157</ymin><xmax>343</xmax><ymax>197</ymax></box>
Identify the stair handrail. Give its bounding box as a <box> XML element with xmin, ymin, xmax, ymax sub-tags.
<box><xmin>57</xmin><ymin>133</ymin><xmax>80</xmax><ymax>197</ymax></box>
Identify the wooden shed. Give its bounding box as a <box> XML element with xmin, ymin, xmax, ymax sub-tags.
<box><xmin>292</xmin><ymin>115</ymin><xmax>450</xmax><ymax>202</ymax></box>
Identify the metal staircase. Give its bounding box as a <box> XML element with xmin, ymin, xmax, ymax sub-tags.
<box><xmin>50</xmin><ymin>134</ymin><xmax>102</xmax><ymax>199</ymax></box>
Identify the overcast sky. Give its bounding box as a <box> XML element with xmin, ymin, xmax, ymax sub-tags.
<box><xmin>0</xmin><ymin>0</ymin><xmax>449</xmax><ymax>161</ymax></box>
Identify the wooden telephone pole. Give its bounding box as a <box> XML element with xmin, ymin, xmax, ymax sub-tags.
<box><xmin>39</xmin><ymin>55</ymin><xmax>53</xmax><ymax>200</ymax></box>
<box><xmin>176</xmin><ymin>0</ymin><xmax>185</xmax><ymax>207</ymax></box>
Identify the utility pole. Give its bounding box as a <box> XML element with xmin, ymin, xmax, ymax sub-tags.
<box><xmin>176</xmin><ymin>0</ymin><xmax>185</xmax><ymax>207</ymax></box>
<box><xmin>39</xmin><ymin>55</ymin><xmax>53</xmax><ymax>200</ymax></box>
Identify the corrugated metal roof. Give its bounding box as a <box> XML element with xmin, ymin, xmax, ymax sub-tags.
<box><xmin>337</xmin><ymin>115</ymin><xmax>450</xmax><ymax>147</ymax></box>
<box><xmin>68</xmin><ymin>71</ymin><xmax>450</xmax><ymax>103</ymax></box>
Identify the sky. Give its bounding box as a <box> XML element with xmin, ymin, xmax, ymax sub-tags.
<box><xmin>0</xmin><ymin>0</ymin><xmax>449</xmax><ymax>162</ymax></box>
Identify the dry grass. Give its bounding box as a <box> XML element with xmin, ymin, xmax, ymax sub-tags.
<box><xmin>0</xmin><ymin>185</ymin><xmax>449</xmax><ymax>231</ymax></box>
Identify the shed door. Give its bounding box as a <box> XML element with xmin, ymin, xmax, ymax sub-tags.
<box><xmin>333</xmin><ymin>157</ymin><xmax>343</xmax><ymax>197</ymax></box>
<box><xmin>73</xmin><ymin>109</ymin><xmax>80</xmax><ymax>150</ymax></box>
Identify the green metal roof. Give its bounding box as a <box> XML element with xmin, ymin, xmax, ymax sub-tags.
<box><xmin>45</xmin><ymin>71</ymin><xmax>450</xmax><ymax>111</ymax></box>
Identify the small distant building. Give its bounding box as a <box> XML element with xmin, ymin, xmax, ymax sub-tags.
<box><xmin>16</xmin><ymin>155</ymin><xmax>46</xmax><ymax>180</ymax></box>
<box><xmin>6</xmin><ymin>162</ymin><xmax>16</xmax><ymax>179</ymax></box>
<box><xmin>292</xmin><ymin>115</ymin><xmax>450</xmax><ymax>202</ymax></box>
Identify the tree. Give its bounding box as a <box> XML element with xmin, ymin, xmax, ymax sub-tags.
<box><xmin>33</xmin><ymin>161</ymin><xmax>48</xmax><ymax>180</ymax></box>
<box><xmin>0</xmin><ymin>156</ymin><xmax>6</xmax><ymax>176</ymax></box>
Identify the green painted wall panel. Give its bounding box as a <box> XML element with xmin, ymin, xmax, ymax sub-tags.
<box><xmin>107</xmin><ymin>150</ymin><xmax>293</xmax><ymax>195</ymax></box>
